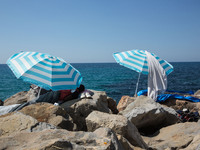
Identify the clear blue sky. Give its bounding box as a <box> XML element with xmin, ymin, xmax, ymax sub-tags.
<box><xmin>0</xmin><ymin>0</ymin><xmax>199</xmax><ymax>63</ymax></box>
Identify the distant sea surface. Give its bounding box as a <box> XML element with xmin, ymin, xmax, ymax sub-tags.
<box><xmin>0</xmin><ymin>62</ymin><xmax>200</xmax><ymax>103</ymax></box>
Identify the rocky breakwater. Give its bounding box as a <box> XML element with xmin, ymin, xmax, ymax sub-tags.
<box><xmin>0</xmin><ymin>88</ymin><xmax>146</xmax><ymax>150</ymax></box>
<box><xmin>1</xmin><ymin>88</ymin><xmax>200</xmax><ymax>150</ymax></box>
<box><xmin>117</xmin><ymin>91</ymin><xmax>200</xmax><ymax>150</ymax></box>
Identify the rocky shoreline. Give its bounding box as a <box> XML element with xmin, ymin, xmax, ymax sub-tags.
<box><xmin>0</xmin><ymin>88</ymin><xmax>200</xmax><ymax>150</ymax></box>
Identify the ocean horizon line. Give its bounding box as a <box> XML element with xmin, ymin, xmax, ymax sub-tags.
<box><xmin>1</xmin><ymin>61</ymin><xmax>200</xmax><ymax>65</ymax></box>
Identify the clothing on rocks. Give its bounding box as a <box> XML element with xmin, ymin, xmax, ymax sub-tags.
<box><xmin>176</xmin><ymin>109</ymin><xmax>200</xmax><ymax>122</ymax></box>
<box><xmin>3</xmin><ymin>84</ymin><xmax>85</xmax><ymax>114</ymax></box>
<box><xmin>146</xmin><ymin>51</ymin><xmax>167</xmax><ymax>101</ymax></box>
<box><xmin>157</xmin><ymin>94</ymin><xmax>200</xmax><ymax>103</ymax></box>
<box><xmin>0</xmin><ymin>104</ymin><xmax>21</xmax><ymax>116</ymax></box>
<box><xmin>59</xmin><ymin>90</ymin><xmax>72</xmax><ymax>101</ymax></box>
<box><xmin>9</xmin><ymin>87</ymin><xmax>85</xmax><ymax>112</ymax></box>
<box><xmin>137</xmin><ymin>89</ymin><xmax>200</xmax><ymax>103</ymax></box>
<box><xmin>9</xmin><ymin>90</ymin><xmax>61</xmax><ymax>112</ymax></box>
<box><xmin>79</xmin><ymin>90</ymin><xmax>93</xmax><ymax>99</ymax></box>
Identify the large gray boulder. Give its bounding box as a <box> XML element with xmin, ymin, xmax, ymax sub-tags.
<box><xmin>143</xmin><ymin>121</ymin><xmax>200</xmax><ymax>150</ymax></box>
<box><xmin>19</xmin><ymin>102</ymin><xmax>77</xmax><ymax>131</ymax></box>
<box><xmin>0</xmin><ymin>112</ymin><xmax>38</xmax><ymax>137</ymax></box>
<box><xmin>0</xmin><ymin>112</ymin><xmax>56</xmax><ymax>137</ymax></box>
<box><xmin>61</xmin><ymin>90</ymin><xmax>117</xmax><ymax>131</ymax></box>
<box><xmin>120</xmin><ymin>95</ymin><xmax>179</xmax><ymax>135</ymax></box>
<box><xmin>3</xmin><ymin>91</ymin><xmax>32</xmax><ymax>106</ymax></box>
<box><xmin>180</xmin><ymin>134</ymin><xmax>200</xmax><ymax>150</ymax></box>
<box><xmin>86</xmin><ymin>111</ymin><xmax>148</xmax><ymax>149</ymax></box>
<box><xmin>0</xmin><ymin>127</ymin><xmax>124</xmax><ymax>150</ymax></box>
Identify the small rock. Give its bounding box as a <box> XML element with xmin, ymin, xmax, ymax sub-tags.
<box><xmin>117</xmin><ymin>96</ymin><xmax>135</xmax><ymax>112</ymax></box>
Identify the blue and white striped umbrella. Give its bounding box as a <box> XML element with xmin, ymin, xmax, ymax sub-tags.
<box><xmin>113</xmin><ymin>49</ymin><xmax>173</xmax><ymax>95</ymax></box>
<box><xmin>7</xmin><ymin>51</ymin><xmax>82</xmax><ymax>91</ymax></box>
<box><xmin>113</xmin><ymin>50</ymin><xmax>173</xmax><ymax>75</ymax></box>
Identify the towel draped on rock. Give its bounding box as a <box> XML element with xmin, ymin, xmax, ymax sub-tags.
<box><xmin>146</xmin><ymin>51</ymin><xmax>167</xmax><ymax>101</ymax></box>
<box><xmin>137</xmin><ymin>89</ymin><xmax>200</xmax><ymax>103</ymax></box>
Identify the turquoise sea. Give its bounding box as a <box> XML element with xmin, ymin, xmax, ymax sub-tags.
<box><xmin>0</xmin><ymin>62</ymin><xmax>200</xmax><ymax>103</ymax></box>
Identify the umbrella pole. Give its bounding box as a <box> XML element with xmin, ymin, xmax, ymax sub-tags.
<box><xmin>135</xmin><ymin>72</ymin><xmax>141</xmax><ymax>97</ymax></box>
<box><xmin>37</xmin><ymin>87</ymin><xmax>41</xmax><ymax>98</ymax></box>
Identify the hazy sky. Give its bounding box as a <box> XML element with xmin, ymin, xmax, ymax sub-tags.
<box><xmin>0</xmin><ymin>0</ymin><xmax>199</xmax><ymax>64</ymax></box>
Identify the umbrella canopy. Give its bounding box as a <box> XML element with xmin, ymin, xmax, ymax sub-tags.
<box><xmin>7</xmin><ymin>51</ymin><xmax>82</xmax><ymax>91</ymax></box>
<box><xmin>113</xmin><ymin>49</ymin><xmax>173</xmax><ymax>97</ymax></box>
<box><xmin>113</xmin><ymin>50</ymin><xmax>173</xmax><ymax>75</ymax></box>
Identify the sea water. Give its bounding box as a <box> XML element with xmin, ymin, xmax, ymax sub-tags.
<box><xmin>0</xmin><ymin>62</ymin><xmax>200</xmax><ymax>103</ymax></box>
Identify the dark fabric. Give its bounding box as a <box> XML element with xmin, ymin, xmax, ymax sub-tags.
<box><xmin>35</xmin><ymin>91</ymin><xmax>60</xmax><ymax>103</ymax></box>
<box><xmin>58</xmin><ymin>90</ymin><xmax>80</xmax><ymax>104</ymax></box>
<box><xmin>71</xmin><ymin>91</ymin><xmax>79</xmax><ymax>99</ymax></box>
<box><xmin>59</xmin><ymin>90</ymin><xmax>72</xmax><ymax>100</ymax></box>
<box><xmin>0</xmin><ymin>100</ymin><xmax>3</xmax><ymax>106</ymax></box>
<box><xmin>177</xmin><ymin>110</ymin><xmax>200</xmax><ymax>122</ymax></box>
<box><xmin>9</xmin><ymin>91</ymin><xmax>60</xmax><ymax>112</ymax></box>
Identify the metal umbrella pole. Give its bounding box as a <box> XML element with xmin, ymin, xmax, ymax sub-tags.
<box><xmin>135</xmin><ymin>72</ymin><xmax>141</xmax><ymax>97</ymax></box>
